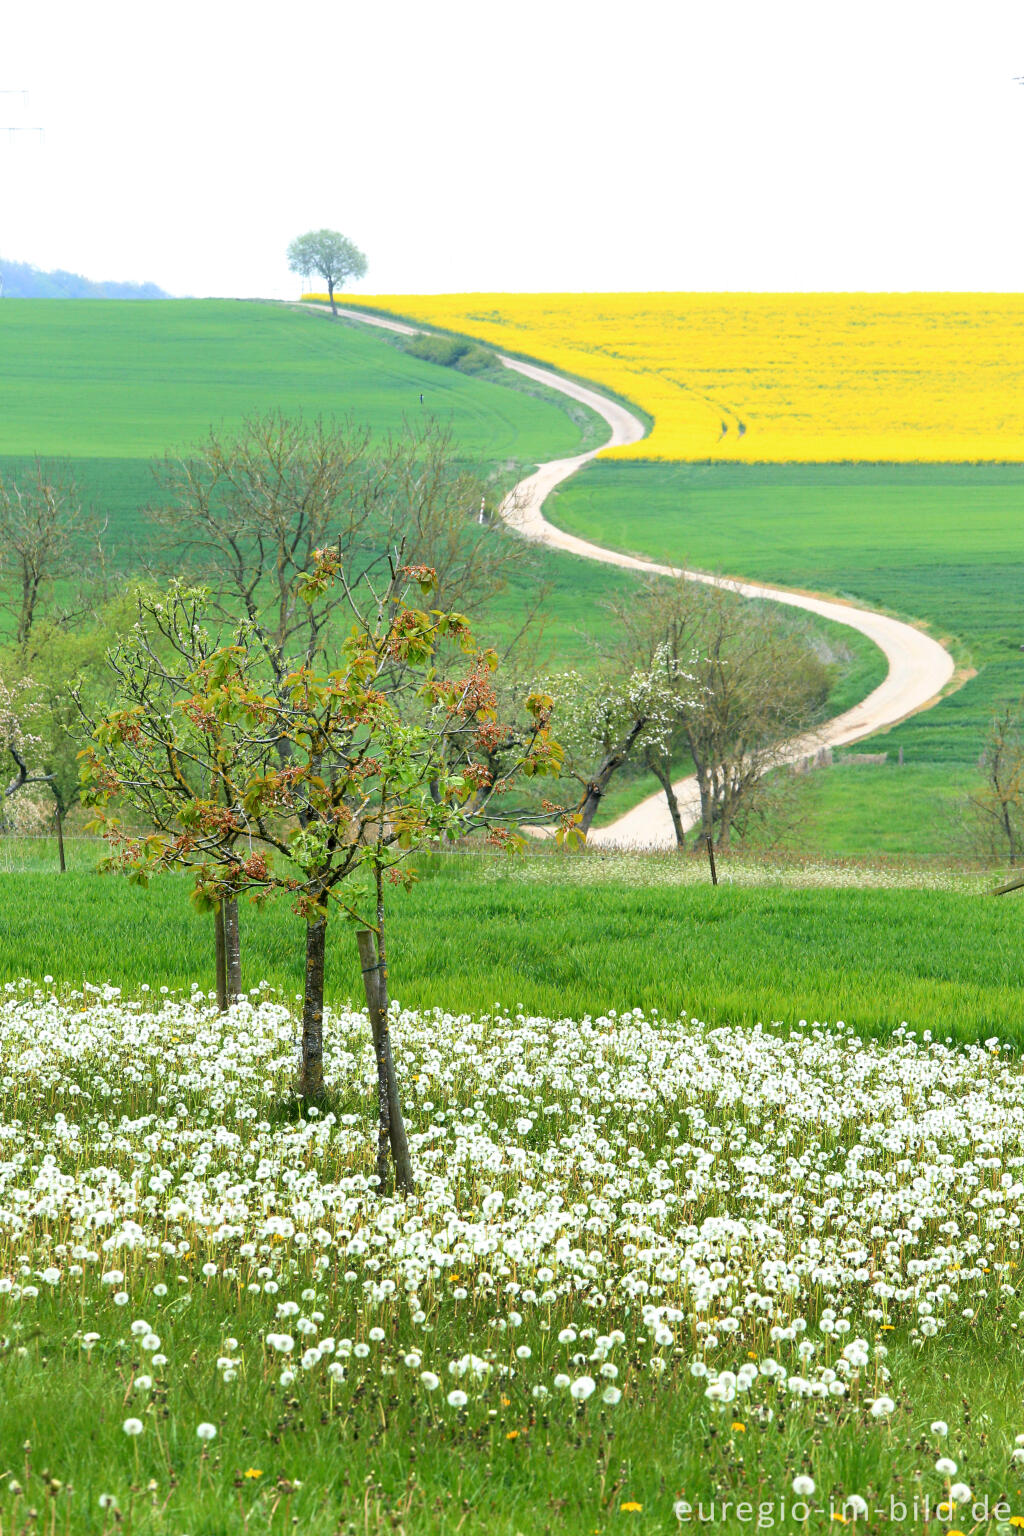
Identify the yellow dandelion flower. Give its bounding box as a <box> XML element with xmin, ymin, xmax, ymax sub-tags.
<box><xmin>506</xmin><ymin>1430</ymin><xmax>520</xmax><ymax>1440</ymax></box>
<box><xmin>1009</xmin><ymin>1518</ymin><xmax>1024</xmax><ymax>1529</ymax></box>
<box><xmin>620</xmin><ymin>1502</ymin><xmax>643</xmax><ymax>1513</ymax></box>
<box><xmin>731</xmin><ymin>1421</ymin><xmax>746</xmax><ymax>1432</ymax></box>
<box><xmin>244</xmin><ymin>1468</ymin><xmax>263</xmax><ymax>1479</ymax></box>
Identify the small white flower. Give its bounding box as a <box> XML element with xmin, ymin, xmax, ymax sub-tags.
<box><xmin>935</xmin><ymin>1457</ymin><xmax>957</xmax><ymax>1476</ymax></box>
<box><xmin>196</xmin><ymin>1422</ymin><xmax>217</xmax><ymax>1442</ymax></box>
<box><xmin>950</xmin><ymin>1482</ymin><xmax>971</xmax><ymax>1504</ymax></box>
<box><xmin>792</xmin><ymin>1476</ymin><xmax>815</xmax><ymax>1498</ymax></box>
<box><xmin>930</xmin><ymin>1420</ymin><xmax>948</xmax><ymax>1437</ymax></box>
<box><xmin>122</xmin><ymin>1418</ymin><xmax>144</xmax><ymax>1437</ymax></box>
<box><xmin>602</xmin><ymin>1385</ymin><xmax>622</xmax><ymax>1405</ymax></box>
<box><xmin>570</xmin><ymin>1375</ymin><xmax>596</xmax><ymax>1401</ymax></box>
<box><xmin>447</xmin><ymin>1389</ymin><xmax>468</xmax><ymax>1408</ymax></box>
<box><xmin>420</xmin><ymin>1371</ymin><xmax>440</xmax><ymax>1391</ymax></box>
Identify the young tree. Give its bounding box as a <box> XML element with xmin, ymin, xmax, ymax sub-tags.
<box><xmin>0</xmin><ymin>461</ymin><xmax>98</xmax><ymax>647</ymax></box>
<box><xmin>617</xmin><ymin>577</ymin><xmax>829</xmax><ymax>850</ymax></box>
<box><xmin>153</xmin><ymin>412</ymin><xmax>532</xmax><ymax>683</ymax></box>
<box><xmin>971</xmin><ymin>700</ymin><xmax>1024</xmax><ymax>865</ymax></box>
<box><xmin>81</xmin><ymin>560</ymin><xmax>563</xmax><ymax>1188</ymax></box>
<box><xmin>75</xmin><ymin>587</ymin><xmax>260</xmax><ymax>1007</ymax></box>
<box><xmin>0</xmin><ymin>672</ymin><xmax>52</xmax><ymax>827</ymax></box>
<box><xmin>552</xmin><ymin>653</ymin><xmax>680</xmax><ymax>835</ymax></box>
<box><xmin>287</xmin><ymin>229</ymin><xmax>367</xmax><ymax>315</ymax></box>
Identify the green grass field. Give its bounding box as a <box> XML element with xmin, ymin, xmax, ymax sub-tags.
<box><xmin>0</xmin><ymin>299</ymin><xmax>604</xmax><ymax>462</ymax></box>
<box><xmin>2</xmin><ymin>844</ymin><xmax>1020</xmax><ymax>1045</ymax></box>
<box><xmin>0</xmin><ymin>299</ymin><xmax>650</xmax><ymax>675</ymax></box>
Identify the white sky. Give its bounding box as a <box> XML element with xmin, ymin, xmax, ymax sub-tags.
<box><xmin>2</xmin><ymin>0</ymin><xmax>1023</xmax><ymax>297</ymax></box>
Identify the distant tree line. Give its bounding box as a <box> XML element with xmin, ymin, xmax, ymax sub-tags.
<box><xmin>0</xmin><ymin>258</ymin><xmax>169</xmax><ymax>300</ymax></box>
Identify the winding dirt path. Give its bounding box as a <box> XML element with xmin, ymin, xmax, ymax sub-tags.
<box><xmin>322</xmin><ymin>302</ymin><xmax>956</xmax><ymax>849</ymax></box>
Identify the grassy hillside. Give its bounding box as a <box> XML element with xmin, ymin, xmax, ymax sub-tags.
<box><xmin>0</xmin><ymin>298</ymin><xmax>884</xmax><ymax>691</ymax></box>
<box><xmin>0</xmin><ymin>299</ymin><xmax>599</xmax><ymax>460</ymax></box>
<box><xmin>0</xmin><ymin>299</ymin><xmax>648</xmax><ymax>671</ymax></box>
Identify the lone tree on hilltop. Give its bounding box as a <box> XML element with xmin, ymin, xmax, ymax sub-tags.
<box><xmin>287</xmin><ymin>229</ymin><xmax>367</xmax><ymax>315</ymax></box>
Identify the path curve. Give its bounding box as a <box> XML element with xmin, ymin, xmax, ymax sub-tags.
<box><xmin>319</xmin><ymin>302</ymin><xmax>956</xmax><ymax>849</ymax></box>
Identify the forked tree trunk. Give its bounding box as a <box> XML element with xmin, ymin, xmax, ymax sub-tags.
<box><xmin>214</xmin><ymin>903</ymin><xmax>228</xmax><ymax>1012</ymax></box>
<box><xmin>223</xmin><ymin>897</ymin><xmax>242</xmax><ymax>1000</ymax></box>
<box><xmin>579</xmin><ymin>717</ymin><xmax>648</xmax><ymax>835</ymax></box>
<box><xmin>356</xmin><ymin>925</ymin><xmax>414</xmax><ymax>1194</ymax></box>
<box><xmin>297</xmin><ymin>916</ymin><xmax>327</xmax><ymax>1100</ymax></box>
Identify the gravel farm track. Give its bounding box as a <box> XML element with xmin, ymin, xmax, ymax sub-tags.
<box><xmin>301</xmin><ymin>301</ymin><xmax>956</xmax><ymax>849</ymax></box>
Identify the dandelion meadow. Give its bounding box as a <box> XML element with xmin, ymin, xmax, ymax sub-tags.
<box><xmin>5</xmin><ymin>977</ymin><xmax>1024</xmax><ymax>1534</ymax></box>
<box><xmin>336</xmin><ymin>292</ymin><xmax>1024</xmax><ymax>464</ymax></box>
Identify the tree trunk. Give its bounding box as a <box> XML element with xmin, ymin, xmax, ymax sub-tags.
<box><xmin>223</xmin><ymin>896</ymin><xmax>242</xmax><ymax>1000</ymax></box>
<box><xmin>357</xmin><ymin>929</ymin><xmax>391</xmax><ymax>1188</ymax></box>
<box><xmin>214</xmin><ymin>902</ymin><xmax>228</xmax><ymax>1013</ymax></box>
<box><xmin>705</xmin><ymin>831</ymin><xmax>719</xmax><ymax>886</ymax></box>
<box><xmin>297</xmin><ymin>916</ymin><xmax>328</xmax><ymax>1100</ymax></box>
<box><xmin>327</xmin><ymin>279</ymin><xmax>337</xmax><ymax>317</ymax></box>
<box><xmin>651</xmin><ymin>762</ymin><xmax>686</xmax><ymax>848</ymax></box>
<box><xmin>357</xmin><ymin>925</ymin><xmax>414</xmax><ymax>1194</ymax></box>
<box><xmin>54</xmin><ymin>801</ymin><xmax>66</xmax><ymax>873</ymax></box>
<box><xmin>578</xmin><ymin>717</ymin><xmax>648</xmax><ymax>835</ymax></box>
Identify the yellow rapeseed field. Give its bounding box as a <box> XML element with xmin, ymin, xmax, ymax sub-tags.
<box><xmin>323</xmin><ymin>292</ymin><xmax>1024</xmax><ymax>463</ymax></box>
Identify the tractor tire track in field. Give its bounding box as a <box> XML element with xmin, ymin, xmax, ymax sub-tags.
<box><xmin>314</xmin><ymin>302</ymin><xmax>956</xmax><ymax>850</ymax></box>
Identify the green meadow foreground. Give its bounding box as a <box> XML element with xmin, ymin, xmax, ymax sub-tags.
<box><xmin>4</xmin><ymin>851</ymin><xmax>1024</xmax><ymax>1533</ymax></box>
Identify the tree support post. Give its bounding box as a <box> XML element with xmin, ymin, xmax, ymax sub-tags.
<box><xmin>356</xmin><ymin>928</ymin><xmax>414</xmax><ymax>1194</ymax></box>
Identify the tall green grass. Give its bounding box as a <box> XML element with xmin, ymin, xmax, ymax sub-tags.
<box><xmin>4</xmin><ymin>846</ymin><xmax>1022</xmax><ymax>1046</ymax></box>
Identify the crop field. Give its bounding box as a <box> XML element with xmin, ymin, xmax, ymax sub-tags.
<box><xmin>341</xmin><ymin>292</ymin><xmax>1024</xmax><ymax>463</ymax></box>
<box><xmin>4</xmin><ymin>845</ymin><xmax>1024</xmax><ymax>1531</ymax></box>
